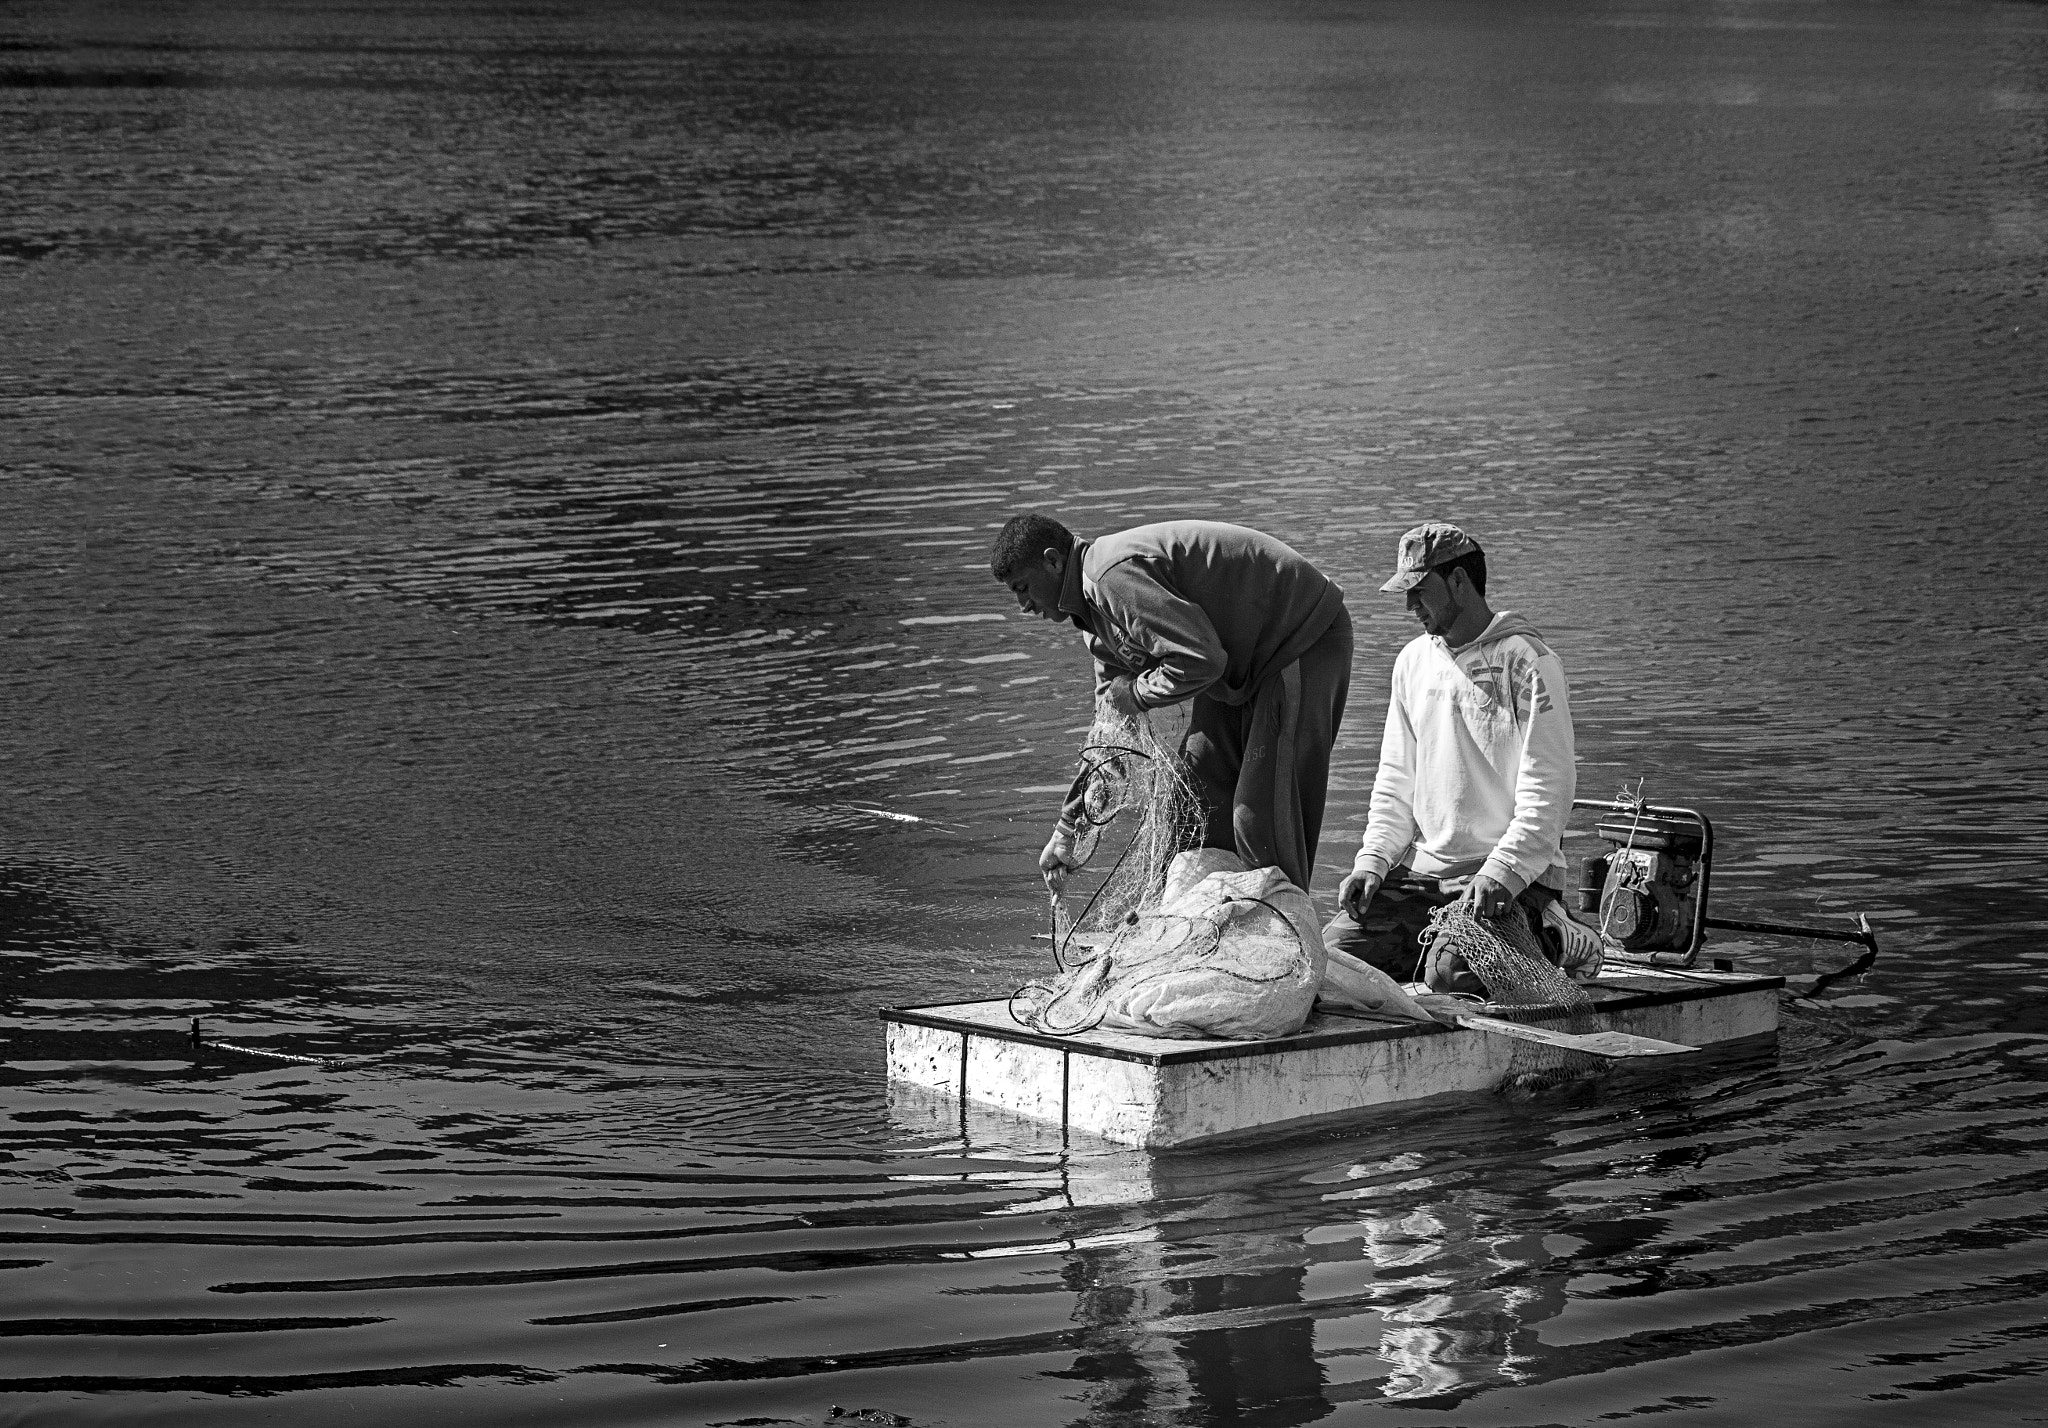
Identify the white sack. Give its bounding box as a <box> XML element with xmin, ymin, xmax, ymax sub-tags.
<box><xmin>1015</xmin><ymin>849</ymin><xmax>1326</xmax><ymax>1041</ymax></box>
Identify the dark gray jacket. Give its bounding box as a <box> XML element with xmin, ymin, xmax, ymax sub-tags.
<box><xmin>1056</xmin><ymin>520</ymin><xmax>1346</xmax><ymax>709</ymax></box>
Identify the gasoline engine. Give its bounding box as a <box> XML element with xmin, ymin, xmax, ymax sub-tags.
<box><xmin>1577</xmin><ymin>809</ymin><xmax>1706</xmax><ymax>958</ymax></box>
<box><xmin>1569</xmin><ymin>789</ymin><xmax>1879</xmax><ymax>984</ymax></box>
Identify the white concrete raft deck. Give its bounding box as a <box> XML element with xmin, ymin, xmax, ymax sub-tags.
<box><xmin>883</xmin><ymin>969</ymin><xmax>1781</xmax><ymax>1149</ymax></box>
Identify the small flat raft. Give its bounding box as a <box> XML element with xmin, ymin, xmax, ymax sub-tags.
<box><xmin>882</xmin><ymin>968</ymin><xmax>1780</xmax><ymax>1149</ymax></box>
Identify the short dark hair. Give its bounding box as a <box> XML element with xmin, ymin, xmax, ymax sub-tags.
<box><xmin>990</xmin><ymin>513</ymin><xmax>1075</xmax><ymax>580</ymax></box>
<box><xmin>1436</xmin><ymin>548</ymin><xmax>1486</xmax><ymax>597</ymax></box>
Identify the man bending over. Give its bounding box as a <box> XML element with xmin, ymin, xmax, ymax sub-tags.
<box><xmin>1325</xmin><ymin>522</ymin><xmax>1599</xmax><ymax>992</ymax></box>
<box><xmin>991</xmin><ymin>514</ymin><xmax>1351</xmax><ymax>897</ymax></box>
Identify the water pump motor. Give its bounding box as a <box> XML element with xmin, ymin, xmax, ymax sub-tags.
<box><xmin>1578</xmin><ymin>810</ymin><xmax>1706</xmax><ymax>956</ymax></box>
<box><xmin>1568</xmin><ymin>789</ymin><xmax>1880</xmax><ymax>981</ymax></box>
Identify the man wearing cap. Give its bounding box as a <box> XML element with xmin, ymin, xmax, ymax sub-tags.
<box><xmin>989</xmin><ymin>512</ymin><xmax>1352</xmax><ymax>897</ymax></box>
<box><xmin>1323</xmin><ymin>522</ymin><xmax>1598</xmax><ymax>992</ymax></box>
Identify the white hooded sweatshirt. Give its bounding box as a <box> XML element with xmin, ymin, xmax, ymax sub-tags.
<box><xmin>1349</xmin><ymin>611</ymin><xmax>1576</xmax><ymax>896</ymax></box>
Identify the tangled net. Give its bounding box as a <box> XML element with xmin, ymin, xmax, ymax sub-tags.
<box><xmin>1048</xmin><ymin>703</ymin><xmax>1205</xmax><ymax>963</ymax></box>
<box><xmin>1016</xmin><ymin>887</ymin><xmax>1311</xmax><ymax>1039</ymax></box>
<box><xmin>1420</xmin><ymin>901</ymin><xmax>1608</xmax><ymax>1095</ymax></box>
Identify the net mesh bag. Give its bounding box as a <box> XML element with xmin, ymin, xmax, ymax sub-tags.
<box><xmin>1419</xmin><ymin>901</ymin><xmax>1608</xmax><ymax>1094</ymax></box>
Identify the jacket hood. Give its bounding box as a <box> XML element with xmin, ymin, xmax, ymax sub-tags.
<box><xmin>1446</xmin><ymin>609</ymin><xmax>1546</xmax><ymax>654</ymax></box>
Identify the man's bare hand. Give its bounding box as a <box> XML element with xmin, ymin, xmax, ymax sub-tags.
<box><xmin>1337</xmin><ymin>870</ymin><xmax>1383</xmax><ymax>921</ymax></box>
<box><xmin>1040</xmin><ymin>833</ymin><xmax>1074</xmax><ymax>892</ymax></box>
<box><xmin>1461</xmin><ymin>872</ymin><xmax>1513</xmax><ymax>919</ymax></box>
<box><xmin>1103</xmin><ymin>675</ymin><xmax>1142</xmax><ymax>719</ymax></box>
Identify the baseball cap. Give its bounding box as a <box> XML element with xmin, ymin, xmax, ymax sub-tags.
<box><xmin>1379</xmin><ymin>522</ymin><xmax>1481</xmax><ymax>593</ymax></box>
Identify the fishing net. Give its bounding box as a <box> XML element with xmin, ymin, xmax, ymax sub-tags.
<box><xmin>1046</xmin><ymin>704</ymin><xmax>1205</xmax><ymax>951</ymax></box>
<box><xmin>1013</xmin><ymin>851</ymin><xmax>1326</xmax><ymax>1041</ymax></box>
<box><xmin>1419</xmin><ymin>901</ymin><xmax>1608</xmax><ymax>1095</ymax></box>
<box><xmin>1012</xmin><ymin>704</ymin><xmax>1324</xmax><ymax>1041</ymax></box>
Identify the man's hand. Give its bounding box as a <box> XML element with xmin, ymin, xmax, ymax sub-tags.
<box><xmin>1103</xmin><ymin>675</ymin><xmax>1142</xmax><ymax>720</ymax></box>
<box><xmin>1461</xmin><ymin>872</ymin><xmax>1514</xmax><ymax>919</ymax></box>
<box><xmin>1337</xmin><ymin>870</ymin><xmax>1383</xmax><ymax>922</ymax></box>
<box><xmin>1040</xmin><ymin>833</ymin><xmax>1075</xmax><ymax>892</ymax></box>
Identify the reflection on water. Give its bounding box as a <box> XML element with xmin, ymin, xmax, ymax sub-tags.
<box><xmin>7</xmin><ymin>860</ymin><xmax>2048</xmax><ymax>1421</ymax></box>
<box><xmin>5</xmin><ymin>0</ymin><xmax>2048</xmax><ymax>1421</ymax></box>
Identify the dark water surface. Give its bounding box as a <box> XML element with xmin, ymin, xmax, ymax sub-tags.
<box><xmin>4</xmin><ymin>1</ymin><xmax>2047</xmax><ymax>1423</ymax></box>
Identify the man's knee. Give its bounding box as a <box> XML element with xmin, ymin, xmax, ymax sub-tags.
<box><xmin>1322</xmin><ymin>907</ymin><xmax>1425</xmax><ymax>982</ymax></box>
<box><xmin>1420</xmin><ymin>944</ymin><xmax>1488</xmax><ymax>996</ymax></box>
<box><xmin>1421</xmin><ymin>891</ymin><xmax>1565</xmax><ymax>996</ymax></box>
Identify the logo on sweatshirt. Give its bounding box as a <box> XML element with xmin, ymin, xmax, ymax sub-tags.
<box><xmin>1462</xmin><ymin>648</ymin><xmax>1552</xmax><ymax>724</ymax></box>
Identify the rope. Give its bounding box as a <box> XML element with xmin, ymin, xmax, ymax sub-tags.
<box><xmin>1597</xmin><ymin>786</ymin><xmax>1647</xmax><ymax>948</ymax></box>
<box><xmin>1062</xmin><ymin>741</ymin><xmax>1156</xmax><ymax>827</ymax></box>
<box><xmin>1045</xmin><ymin>725</ymin><xmax>1186</xmax><ymax>966</ymax></box>
<box><xmin>1007</xmin><ymin>981</ymin><xmax>1106</xmax><ymax>1038</ymax></box>
<box><xmin>1022</xmin><ymin>891</ymin><xmax>1312</xmax><ymax>1039</ymax></box>
<box><xmin>1049</xmin><ymin>813</ymin><xmax>1150</xmax><ymax>969</ymax></box>
<box><xmin>1019</xmin><ymin>707</ymin><xmax>1208</xmax><ymax>1037</ymax></box>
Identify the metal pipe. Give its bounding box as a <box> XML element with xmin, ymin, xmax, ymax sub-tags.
<box><xmin>1706</xmin><ymin>913</ymin><xmax>1881</xmax><ymax>996</ymax></box>
<box><xmin>1704</xmin><ymin>915</ymin><xmax>1872</xmax><ymax>948</ymax></box>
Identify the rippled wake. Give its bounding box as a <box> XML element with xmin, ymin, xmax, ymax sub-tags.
<box><xmin>10</xmin><ymin>918</ymin><xmax>2048</xmax><ymax>1426</ymax></box>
